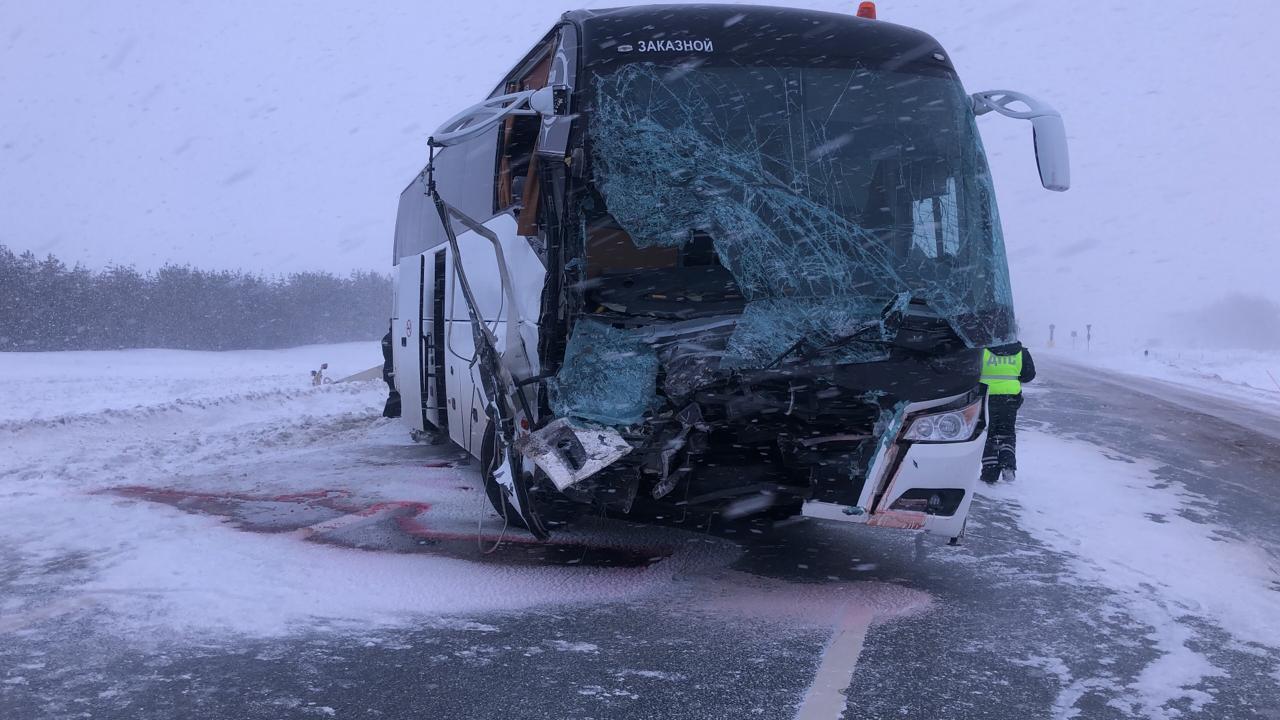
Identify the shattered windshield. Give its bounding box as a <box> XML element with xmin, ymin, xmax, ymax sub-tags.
<box><xmin>587</xmin><ymin>60</ymin><xmax>1015</xmax><ymax>365</ymax></box>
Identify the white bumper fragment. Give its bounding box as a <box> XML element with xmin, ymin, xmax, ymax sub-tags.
<box><xmin>517</xmin><ymin>418</ymin><xmax>633</xmax><ymax>491</ymax></box>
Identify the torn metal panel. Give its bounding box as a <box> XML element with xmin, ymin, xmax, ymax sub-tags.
<box><xmin>643</xmin><ymin>402</ymin><xmax>707</xmax><ymax>500</ymax></box>
<box><xmin>516</xmin><ymin>418</ymin><xmax>632</xmax><ymax>491</ymax></box>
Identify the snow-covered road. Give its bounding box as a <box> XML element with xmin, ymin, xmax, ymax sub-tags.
<box><xmin>1</xmin><ymin>346</ymin><xmax>1277</xmax><ymax>719</ymax></box>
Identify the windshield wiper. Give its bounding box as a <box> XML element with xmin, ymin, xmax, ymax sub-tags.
<box><xmin>798</xmin><ymin>324</ymin><xmax>896</xmax><ymax>362</ymax></box>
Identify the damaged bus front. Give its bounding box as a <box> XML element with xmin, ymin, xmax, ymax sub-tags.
<box><xmin>390</xmin><ymin>4</ymin><xmax>1070</xmax><ymax>543</ymax></box>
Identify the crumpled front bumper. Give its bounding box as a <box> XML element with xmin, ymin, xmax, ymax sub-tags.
<box><xmin>801</xmin><ymin>396</ymin><xmax>985</xmax><ymax>539</ymax></box>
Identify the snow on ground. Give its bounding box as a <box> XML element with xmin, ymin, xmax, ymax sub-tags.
<box><xmin>0</xmin><ymin>342</ymin><xmax>381</xmax><ymax>423</ymax></box>
<box><xmin>1044</xmin><ymin>346</ymin><xmax>1280</xmax><ymax>409</ymax></box>
<box><xmin>8</xmin><ymin>341</ymin><xmax>1274</xmax><ymax>717</ymax></box>
<box><xmin>0</xmin><ymin>343</ymin><xmax>728</xmax><ymax>641</ymax></box>
<box><xmin>986</xmin><ymin>431</ymin><xmax>1280</xmax><ymax>718</ymax></box>
<box><xmin>0</xmin><ymin>343</ymin><xmax>928</xmax><ymax>647</ymax></box>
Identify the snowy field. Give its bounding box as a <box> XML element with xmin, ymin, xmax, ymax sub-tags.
<box><xmin>1043</xmin><ymin>346</ymin><xmax>1280</xmax><ymax>419</ymax></box>
<box><xmin>2</xmin><ymin>344</ymin><xmax>1278</xmax><ymax>718</ymax></box>
<box><xmin>0</xmin><ymin>342</ymin><xmax>382</xmax><ymax>423</ymax></box>
<box><xmin>1062</xmin><ymin>346</ymin><xmax>1280</xmax><ymax>395</ymax></box>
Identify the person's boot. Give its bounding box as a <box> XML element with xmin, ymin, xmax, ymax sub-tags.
<box><xmin>1000</xmin><ymin>468</ymin><xmax>1016</xmax><ymax>483</ymax></box>
<box><xmin>981</xmin><ymin>465</ymin><xmax>1000</xmax><ymax>484</ymax></box>
<box><xmin>383</xmin><ymin>392</ymin><xmax>402</xmax><ymax>418</ymax></box>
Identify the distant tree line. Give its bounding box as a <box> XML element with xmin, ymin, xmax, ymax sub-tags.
<box><xmin>0</xmin><ymin>245</ymin><xmax>392</xmax><ymax>351</ymax></box>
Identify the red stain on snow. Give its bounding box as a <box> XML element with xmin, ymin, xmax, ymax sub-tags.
<box><xmin>98</xmin><ymin>485</ymin><xmax>672</xmax><ymax>568</ymax></box>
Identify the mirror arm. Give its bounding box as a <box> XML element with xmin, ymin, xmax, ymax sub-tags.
<box><xmin>432</xmin><ymin>85</ymin><xmax>571</xmax><ymax>146</ymax></box>
<box><xmin>970</xmin><ymin>89</ymin><xmax>1061</xmax><ymax>121</ymax></box>
<box><xmin>432</xmin><ymin>90</ymin><xmax>539</xmax><ymax>146</ymax></box>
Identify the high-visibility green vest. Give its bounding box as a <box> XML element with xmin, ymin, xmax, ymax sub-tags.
<box><xmin>981</xmin><ymin>349</ymin><xmax>1023</xmax><ymax>395</ymax></box>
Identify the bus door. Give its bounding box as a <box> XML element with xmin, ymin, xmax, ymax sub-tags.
<box><xmin>443</xmin><ymin>213</ymin><xmax>543</xmax><ymax>457</ymax></box>
<box><xmin>444</xmin><ymin>223</ymin><xmax>503</xmax><ymax>455</ymax></box>
<box><xmin>422</xmin><ymin>248</ymin><xmax>449</xmax><ymax>434</ymax></box>
<box><xmin>394</xmin><ymin>253</ymin><xmax>426</xmax><ymax>433</ymax></box>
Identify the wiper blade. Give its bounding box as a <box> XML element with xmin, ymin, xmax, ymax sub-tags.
<box><xmin>797</xmin><ymin>324</ymin><xmax>894</xmax><ymax>362</ymax></box>
<box><xmin>763</xmin><ymin>318</ymin><xmax>893</xmax><ymax>369</ymax></box>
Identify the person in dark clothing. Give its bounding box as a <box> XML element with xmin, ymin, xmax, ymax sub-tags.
<box><xmin>381</xmin><ymin>329</ymin><xmax>402</xmax><ymax>418</ymax></box>
<box><xmin>979</xmin><ymin>341</ymin><xmax>1036</xmax><ymax>483</ymax></box>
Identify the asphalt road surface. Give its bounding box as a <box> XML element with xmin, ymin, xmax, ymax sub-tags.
<box><xmin>3</xmin><ymin>357</ymin><xmax>1279</xmax><ymax>720</ymax></box>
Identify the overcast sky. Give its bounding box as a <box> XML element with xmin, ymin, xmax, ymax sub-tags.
<box><xmin>2</xmin><ymin>0</ymin><xmax>1276</xmax><ymax>346</ymax></box>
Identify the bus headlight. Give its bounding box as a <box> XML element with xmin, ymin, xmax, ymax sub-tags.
<box><xmin>903</xmin><ymin>399</ymin><xmax>982</xmax><ymax>443</ymax></box>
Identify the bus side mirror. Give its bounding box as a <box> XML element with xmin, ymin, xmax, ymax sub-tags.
<box><xmin>529</xmin><ymin>85</ymin><xmax>570</xmax><ymax>116</ymax></box>
<box><xmin>972</xmin><ymin>90</ymin><xmax>1071</xmax><ymax>192</ymax></box>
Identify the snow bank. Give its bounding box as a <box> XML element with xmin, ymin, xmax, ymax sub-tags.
<box><xmin>0</xmin><ymin>342</ymin><xmax>380</xmax><ymax>423</ymax></box>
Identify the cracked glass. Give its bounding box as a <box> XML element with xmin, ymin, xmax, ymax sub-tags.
<box><xmin>548</xmin><ymin>318</ymin><xmax>659</xmax><ymax>426</ymax></box>
<box><xmin>586</xmin><ymin>60</ymin><xmax>1015</xmax><ymax>363</ymax></box>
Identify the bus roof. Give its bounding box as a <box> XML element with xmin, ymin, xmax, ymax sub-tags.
<box><xmin>563</xmin><ymin>4</ymin><xmax>953</xmax><ymax>73</ymax></box>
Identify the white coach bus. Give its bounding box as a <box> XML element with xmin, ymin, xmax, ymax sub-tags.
<box><xmin>390</xmin><ymin>3</ymin><xmax>1069</xmax><ymax>542</ymax></box>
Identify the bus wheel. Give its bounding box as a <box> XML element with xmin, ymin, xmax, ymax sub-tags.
<box><xmin>480</xmin><ymin>423</ymin><xmax>529</xmax><ymax>531</ymax></box>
